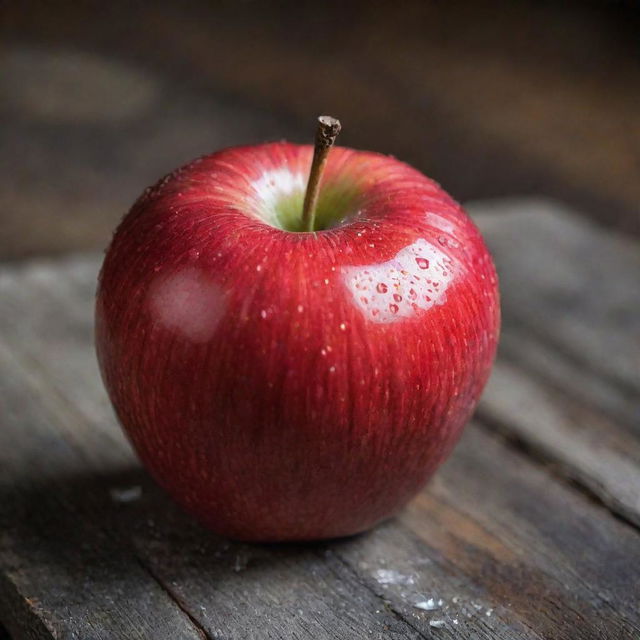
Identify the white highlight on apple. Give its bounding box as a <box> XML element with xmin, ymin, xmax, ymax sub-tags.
<box><xmin>425</xmin><ymin>212</ymin><xmax>457</xmax><ymax>235</ymax></box>
<box><xmin>149</xmin><ymin>268</ymin><xmax>226</xmax><ymax>342</ymax></box>
<box><xmin>250</xmin><ymin>168</ymin><xmax>305</xmax><ymax>224</ymax></box>
<box><xmin>341</xmin><ymin>239</ymin><xmax>457</xmax><ymax>323</ymax></box>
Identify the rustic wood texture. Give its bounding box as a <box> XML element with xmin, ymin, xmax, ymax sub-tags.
<box><xmin>475</xmin><ymin>201</ymin><xmax>640</xmax><ymax>526</ymax></box>
<box><xmin>0</xmin><ymin>201</ymin><xmax>639</xmax><ymax>639</ymax></box>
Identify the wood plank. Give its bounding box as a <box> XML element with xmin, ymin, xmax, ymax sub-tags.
<box><xmin>0</xmin><ymin>342</ymin><xmax>208</xmax><ymax>640</ymax></box>
<box><xmin>468</xmin><ymin>199</ymin><xmax>640</xmax><ymax>525</ymax></box>
<box><xmin>480</xmin><ymin>358</ymin><xmax>640</xmax><ymax>526</ymax></box>
<box><xmin>492</xmin><ymin>324</ymin><xmax>638</xmax><ymax>437</ymax></box>
<box><xmin>401</xmin><ymin>428</ymin><xmax>640</xmax><ymax>639</ymax></box>
<box><xmin>473</xmin><ymin>198</ymin><xmax>640</xmax><ymax>399</ymax></box>
<box><xmin>1</xmin><ymin>205</ymin><xmax>639</xmax><ymax>637</ymax></box>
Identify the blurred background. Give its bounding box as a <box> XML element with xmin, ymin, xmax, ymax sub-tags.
<box><xmin>1</xmin><ymin>0</ymin><xmax>639</xmax><ymax>261</ymax></box>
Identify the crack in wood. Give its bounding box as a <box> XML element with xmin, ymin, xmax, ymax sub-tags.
<box><xmin>474</xmin><ymin>412</ymin><xmax>640</xmax><ymax>533</ymax></box>
<box><xmin>319</xmin><ymin>549</ymin><xmax>431</xmax><ymax>640</ymax></box>
<box><xmin>133</xmin><ymin>556</ymin><xmax>212</xmax><ymax>640</ymax></box>
<box><xmin>504</xmin><ymin>316</ymin><xmax>639</xmax><ymax>401</ymax></box>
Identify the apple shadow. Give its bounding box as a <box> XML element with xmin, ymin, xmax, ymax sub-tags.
<box><xmin>3</xmin><ymin>464</ymin><xmax>382</xmax><ymax>615</ymax></box>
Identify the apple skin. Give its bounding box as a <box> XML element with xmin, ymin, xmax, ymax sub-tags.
<box><xmin>96</xmin><ymin>142</ymin><xmax>499</xmax><ymax>542</ymax></box>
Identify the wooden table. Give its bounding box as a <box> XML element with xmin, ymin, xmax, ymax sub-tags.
<box><xmin>1</xmin><ymin>200</ymin><xmax>638</xmax><ymax>639</ymax></box>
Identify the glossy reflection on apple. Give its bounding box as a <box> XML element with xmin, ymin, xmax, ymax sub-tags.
<box><xmin>96</xmin><ymin>120</ymin><xmax>500</xmax><ymax>541</ymax></box>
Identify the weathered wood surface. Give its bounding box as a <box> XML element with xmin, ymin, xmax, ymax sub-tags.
<box><xmin>0</xmin><ymin>200</ymin><xmax>639</xmax><ymax>639</ymax></box>
<box><xmin>474</xmin><ymin>200</ymin><xmax>640</xmax><ymax>526</ymax></box>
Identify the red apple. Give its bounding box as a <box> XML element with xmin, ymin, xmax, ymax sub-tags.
<box><xmin>96</xmin><ymin>120</ymin><xmax>499</xmax><ymax>541</ymax></box>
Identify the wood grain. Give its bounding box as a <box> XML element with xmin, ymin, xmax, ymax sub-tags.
<box><xmin>474</xmin><ymin>199</ymin><xmax>640</xmax><ymax>395</ymax></box>
<box><xmin>472</xmin><ymin>199</ymin><xmax>640</xmax><ymax>525</ymax></box>
<box><xmin>0</xmin><ymin>202</ymin><xmax>639</xmax><ymax>639</ymax></box>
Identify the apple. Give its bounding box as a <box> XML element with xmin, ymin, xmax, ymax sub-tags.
<box><xmin>96</xmin><ymin>117</ymin><xmax>499</xmax><ymax>541</ymax></box>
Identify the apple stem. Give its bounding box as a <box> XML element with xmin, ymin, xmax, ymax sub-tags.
<box><xmin>301</xmin><ymin>115</ymin><xmax>341</xmax><ymax>232</ymax></box>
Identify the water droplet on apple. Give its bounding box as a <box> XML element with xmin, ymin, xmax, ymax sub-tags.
<box><xmin>360</xmin><ymin>296</ymin><xmax>369</xmax><ymax>304</ymax></box>
<box><xmin>260</xmin><ymin>309</ymin><xmax>267</xmax><ymax>319</ymax></box>
<box><xmin>389</xmin><ymin>303</ymin><xmax>399</xmax><ymax>314</ymax></box>
<box><xmin>393</xmin><ymin>293</ymin><xmax>402</xmax><ymax>302</ymax></box>
<box><xmin>415</xmin><ymin>257</ymin><xmax>429</xmax><ymax>269</ymax></box>
<box><xmin>339</xmin><ymin>322</ymin><xmax>347</xmax><ymax>331</ymax></box>
<box><xmin>376</xmin><ymin>282</ymin><xmax>388</xmax><ymax>293</ymax></box>
<box><xmin>438</xmin><ymin>235</ymin><xmax>447</xmax><ymax>246</ymax></box>
<box><xmin>409</xmin><ymin>288</ymin><xmax>417</xmax><ymax>300</ymax></box>
<box><xmin>188</xmin><ymin>248</ymin><xmax>200</xmax><ymax>261</ymax></box>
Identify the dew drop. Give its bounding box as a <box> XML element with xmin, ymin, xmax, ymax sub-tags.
<box><xmin>393</xmin><ymin>293</ymin><xmax>402</xmax><ymax>303</ymax></box>
<box><xmin>409</xmin><ymin>288</ymin><xmax>417</xmax><ymax>300</ymax></box>
<box><xmin>415</xmin><ymin>257</ymin><xmax>430</xmax><ymax>269</ymax></box>
<box><xmin>438</xmin><ymin>235</ymin><xmax>447</xmax><ymax>246</ymax></box>
<box><xmin>389</xmin><ymin>303</ymin><xmax>399</xmax><ymax>314</ymax></box>
<box><xmin>360</xmin><ymin>296</ymin><xmax>369</xmax><ymax>304</ymax></box>
<box><xmin>376</xmin><ymin>282</ymin><xmax>388</xmax><ymax>293</ymax></box>
<box><xmin>188</xmin><ymin>248</ymin><xmax>200</xmax><ymax>261</ymax></box>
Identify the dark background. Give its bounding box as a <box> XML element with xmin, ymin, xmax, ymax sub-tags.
<box><xmin>1</xmin><ymin>0</ymin><xmax>639</xmax><ymax>262</ymax></box>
